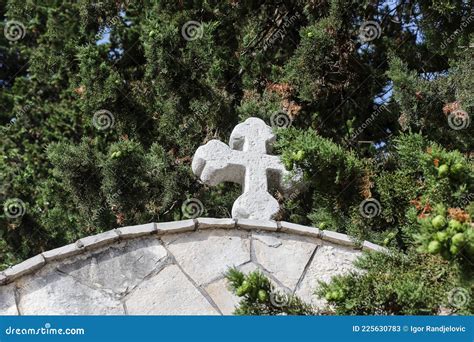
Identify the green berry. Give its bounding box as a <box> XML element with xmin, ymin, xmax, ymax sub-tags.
<box><xmin>258</xmin><ymin>289</ymin><xmax>268</xmax><ymax>302</ymax></box>
<box><xmin>449</xmin><ymin>244</ymin><xmax>459</xmax><ymax>255</ymax></box>
<box><xmin>450</xmin><ymin>163</ymin><xmax>463</xmax><ymax>175</ymax></box>
<box><xmin>437</xmin><ymin>164</ymin><xmax>449</xmax><ymax>177</ymax></box>
<box><xmin>335</xmin><ymin>289</ymin><xmax>344</xmax><ymax>301</ymax></box>
<box><xmin>427</xmin><ymin>240</ymin><xmax>441</xmax><ymax>254</ymax></box>
<box><xmin>432</xmin><ymin>215</ymin><xmax>446</xmax><ymax>230</ymax></box>
<box><xmin>235</xmin><ymin>286</ymin><xmax>245</xmax><ymax>296</ymax></box>
<box><xmin>236</xmin><ymin>280</ymin><xmax>250</xmax><ymax>296</ymax></box>
<box><xmin>448</xmin><ymin>219</ymin><xmax>463</xmax><ymax>232</ymax></box>
<box><xmin>451</xmin><ymin>233</ymin><xmax>465</xmax><ymax>246</ymax></box>
<box><xmin>435</xmin><ymin>231</ymin><xmax>448</xmax><ymax>242</ymax></box>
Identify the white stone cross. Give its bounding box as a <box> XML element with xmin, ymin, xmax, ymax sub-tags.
<box><xmin>192</xmin><ymin>117</ymin><xmax>297</xmax><ymax>220</ymax></box>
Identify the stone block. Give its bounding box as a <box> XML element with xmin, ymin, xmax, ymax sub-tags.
<box><xmin>252</xmin><ymin>232</ymin><xmax>318</xmax><ymax>290</ymax></box>
<box><xmin>320</xmin><ymin>230</ymin><xmax>355</xmax><ymax>247</ymax></box>
<box><xmin>3</xmin><ymin>254</ymin><xmax>45</xmax><ymax>282</ymax></box>
<box><xmin>17</xmin><ymin>272</ymin><xmax>123</xmax><ymax>315</ymax></box>
<box><xmin>58</xmin><ymin>238</ymin><xmax>167</xmax><ymax>296</ymax></box>
<box><xmin>42</xmin><ymin>243</ymin><xmax>82</xmax><ymax>262</ymax></box>
<box><xmin>125</xmin><ymin>265</ymin><xmax>218</xmax><ymax>315</ymax></box>
<box><xmin>237</xmin><ymin>219</ymin><xmax>278</xmax><ymax>231</ymax></box>
<box><xmin>162</xmin><ymin>229</ymin><xmax>250</xmax><ymax>285</ymax></box>
<box><xmin>77</xmin><ymin>230</ymin><xmax>120</xmax><ymax>251</ymax></box>
<box><xmin>156</xmin><ymin>220</ymin><xmax>196</xmax><ymax>235</ymax></box>
<box><xmin>197</xmin><ymin>217</ymin><xmax>236</xmax><ymax>230</ymax></box>
<box><xmin>295</xmin><ymin>245</ymin><xmax>361</xmax><ymax>307</ymax></box>
<box><xmin>116</xmin><ymin>223</ymin><xmax>157</xmax><ymax>239</ymax></box>
<box><xmin>0</xmin><ymin>283</ymin><xmax>18</xmax><ymax>315</ymax></box>
<box><xmin>280</xmin><ymin>221</ymin><xmax>320</xmax><ymax>238</ymax></box>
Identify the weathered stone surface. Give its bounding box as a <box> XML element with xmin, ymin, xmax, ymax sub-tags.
<box><xmin>205</xmin><ymin>277</ymin><xmax>238</xmax><ymax>315</ymax></box>
<box><xmin>3</xmin><ymin>254</ymin><xmax>45</xmax><ymax>282</ymax></box>
<box><xmin>58</xmin><ymin>238</ymin><xmax>167</xmax><ymax>296</ymax></box>
<box><xmin>192</xmin><ymin>117</ymin><xmax>298</xmax><ymax>220</ymax></box>
<box><xmin>320</xmin><ymin>230</ymin><xmax>356</xmax><ymax>247</ymax></box>
<box><xmin>238</xmin><ymin>219</ymin><xmax>278</xmax><ymax>232</ymax></box>
<box><xmin>197</xmin><ymin>217</ymin><xmax>235</xmax><ymax>230</ymax></box>
<box><xmin>42</xmin><ymin>243</ymin><xmax>82</xmax><ymax>262</ymax></box>
<box><xmin>252</xmin><ymin>232</ymin><xmax>318</xmax><ymax>291</ymax></box>
<box><xmin>17</xmin><ymin>271</ymin><xmax>123</xmax><ymax>315</ymax></box>
<box><xmin>77</xmin><ymin>230</ymin><xmax>120</xmax><ymax>250</ymax></box>
<box><xmin>0</xmin><ymin>283</ymin><xmax>18</xmax><ymax>315</ymax></box>
<box><xmin>205</xmin><ymin>262</ymin><xmax>262</xmax><ymax>315</ymax></box>
<box><xmin>125</xmin><ymin>265</ymin><xmax>218</xmax><ymax>315</ymax></box>
<box><xmin>238</xmin><ymin>262</ymin><xmax>260</xmax><ymax>274</ymax></box>
<box><xmin>280</xmin><ymin>221</ymin><xmax>320</xmax><ymax>238</ymax></box>
<box><xmin>156</xmin><ymin>220</ymin><xmax>195</xmax><ymax>235</ymax></box>
<box><xmin>295</xmin><ymin>245</ymin><xmax>361</xmax><ymax>307</ymax></box>
<box><xmin>162</xmin><ymin>229</ymin><xmax>250</xmax><ymax>285</ymax></box>
<box><xmin>0</xmin><ymin>272</ymin><xmax>6</xmax><ymax>285</ymax></box>
<box><xmin>0</xmin><ymin>221</ymin><xmax>383</xmax><ymax>315</ymax></box>
<box><xmin>117</xmin><ymin>223</ymin><xmax>157</xmax><ymax>239</ymax></box>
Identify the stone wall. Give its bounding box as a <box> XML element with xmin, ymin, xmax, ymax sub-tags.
<box><xmin>0</xmin><ymin>219</ymin><xmax>385</xmax><ymax>315</ymax></box>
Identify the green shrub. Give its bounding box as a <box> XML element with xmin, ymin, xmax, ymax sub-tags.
<box><xmin>226</xmin><ymin>268</ymin><xmax>316</xmax><ymax>315</ymax></box>
<box><xmin>317</xmin><ymin>251</ymin><xmax>471</xmax><ymax>315</ymax></box>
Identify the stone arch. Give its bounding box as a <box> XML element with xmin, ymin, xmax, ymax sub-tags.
<box><xmin>0</xmin><ymin>219</ymin><xmax>385</xmax><ymax>315</ymax></box>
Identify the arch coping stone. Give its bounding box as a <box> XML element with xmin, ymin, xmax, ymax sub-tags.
<box><xmin>0</xmin><ymin>218</ymin><xmax>387</xmax><ymax>286</ymax></box>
